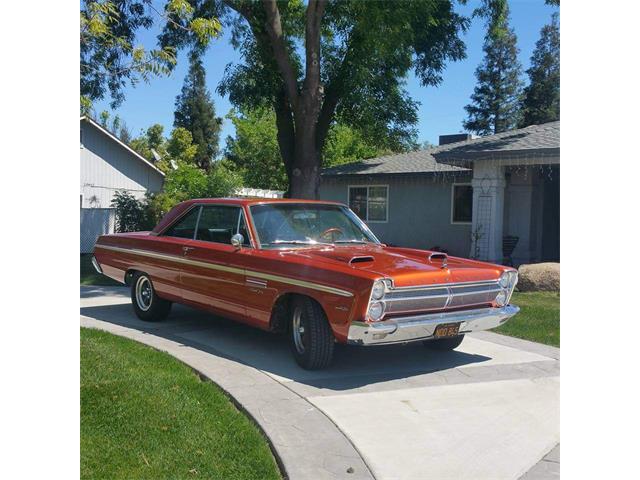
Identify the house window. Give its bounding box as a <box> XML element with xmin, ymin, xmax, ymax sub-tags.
<box><xmin>348</xmin><ymin>185</ymin><xmax>388</xmax><ymax>222</ymax></box>
<box><xmin>452</xmin><ymin>184</ymin><xmax>473</xmax><ymax>224</ymax></box>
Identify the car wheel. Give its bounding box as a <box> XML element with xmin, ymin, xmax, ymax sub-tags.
<box><xmin>131</xmin><ymin>272</ymin><xmax>172</xmax><ymax>322</ymax></box>
<box><xmin>423</xmin><ymin>334</ymin><xmax>465</xmax><ymax>351</ymax></box>
<box><xmin>289</xmin><ymin>296</ymin><xmax>335</xmax><ymax>370</ymax></box>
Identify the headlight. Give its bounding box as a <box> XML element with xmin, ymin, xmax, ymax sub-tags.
<box><xmin>371</xmin><ymin>280</ymin><xmax>386</xmax><ymax>300</ymax></box>
<box><xmin>368</xmin><ymin>301</ymin><xmax>385</xmax><ymax>321</ymax></box>
<box><xmin>495</xmin><ymin>290</ymin><xmax>508</xmax><ymax>306</ymax></box>
<box><xmin>499</xmin><ymin>271</ymin><xmax>517</xmax><ymax>289</ymax></box>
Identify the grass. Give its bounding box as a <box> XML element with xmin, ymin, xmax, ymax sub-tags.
<box><xmin>80</xmin><ymin>254</ymin><xmax>121</xmax><ymax>286</ymax></box>
<box><xmin>81</xmin><ymin>328</ymin><xmax>282</xmax><ymax>480</ymax></box>
<box><xmin>493</xmin><ymin>291</ymin><xmax>560</xmax><ymax>347</ymax></box>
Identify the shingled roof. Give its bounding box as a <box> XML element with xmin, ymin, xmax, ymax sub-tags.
<box><xmin>322</xmin><ymin>121</ymin><xmax>559</xmax><ymax>176</ymax></box>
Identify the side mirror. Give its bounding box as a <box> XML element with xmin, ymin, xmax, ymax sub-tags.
<box><xmin>230</xmin><ymin>233</ymin><xmax>244</xmax><ymax>249</ymax></box>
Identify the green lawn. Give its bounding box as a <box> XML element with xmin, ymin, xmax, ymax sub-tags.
<box><xmin>493</xmin><ymin>291</ymin><xmax>560</xmax><ymax>347</ymax></box>
<box><xmin>81</xmin><ymin>254</ymin><xmax>121</xmax><ymax>286</ymax></box>
<box><xmin>81</xmin><ymin>328</ymin><xmax>282</xmax><ymax>480</ymax></box>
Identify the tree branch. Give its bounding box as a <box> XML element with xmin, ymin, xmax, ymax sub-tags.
<box><xmin>303</xmin><ymin>0</ymin><xmax>326</xmax><ymax>93</ymax></box>
<box><xmin>316</xmin><ymin>28</ymin><xmax>357</xmax><ymax>151</ymax></box>
<box><xmin>261</xmin><ymin>0</ymin><xmax>299</xmax><ymax>109</ymax></box>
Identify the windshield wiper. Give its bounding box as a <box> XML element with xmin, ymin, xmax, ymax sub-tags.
<box><xmin>333</xmin><ymin>239</ymin><xmax>373</xmax><ymax>244</ymax></box>
<box><xmin>267</xmin><ymin>240</ymin><xmax>332</xmax><ymax>246</ymax></box>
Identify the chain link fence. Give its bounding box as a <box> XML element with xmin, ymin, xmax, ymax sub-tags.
<box><xmin>80</xmin><ymin>208</ymin><xmax>115</xmax><ymax>253</ymax></box>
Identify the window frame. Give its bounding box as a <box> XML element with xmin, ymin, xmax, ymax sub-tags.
<box><xmin>160</xmin><ymin>203</ymin><xmax>256</xmax><ymax>248</ymax></box>
<box><xmin>450</xmin><ymin>183</ymin><xmax>473</xmax><ymax>225</ymax></box>
<box><xmin>347</xmin><ymin>184</ymin><xmax>389</xmax><ymax>223</ymax></box>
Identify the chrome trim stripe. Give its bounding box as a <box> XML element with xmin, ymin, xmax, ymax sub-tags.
<box><xmin>392</xmin><ymin>279</ymin><xmax>499</xmax><ymax>292</ymax></box>
<box><xmin>95</xmin><ymin>244</ymin><xmax>354</xmax><ymax>298</ymax></box>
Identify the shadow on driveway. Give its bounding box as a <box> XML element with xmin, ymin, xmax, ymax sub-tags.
<box><xmin>81</xmin><ymin>291</ymin><xmax>491</xmax><ymax>392</ymax></box>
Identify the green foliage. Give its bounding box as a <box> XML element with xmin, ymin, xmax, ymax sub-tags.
<box><xmin>323</xmin><ymin>124</ymin><xmax>387</xmax><ymax>168</ymax></box>
<box><xmin>174</xmin><ymin>54</ymin><xmax>222</xmax><ymax>170</ymax></box>
<box><xmin>80</xmin><ymin>0</ymin><xmax>221</xmax><ymax>109</ymax></box>
<box><xmin>110</xmin><ymin>190</ymin><xmax>154</xmax><ymax>232</ymax></box>
<box><xmin>129</xmin><ymin>124</ymin><xmax>167</xmax><ymax>163</ymax></box>
<box><xmin>225</xmin><ymin>108</ymin><xmax>287</xmax><ymax>191</ymax></box>
<box><xmin>95</xmin><ymin>110</ymin><xmax>133</xmax><ymax>143</ymax></box>
<box><xmin>146</xmin><ymin>160</ymin><xmax>243</xmax><ymax>222</ymax></box>
<box><xmin>167</xmin><ymin>127</ymin><xmax>198</xmax><ymax>164</ymax></box>
<box><xmin>463</xmin><ymin>6</ymin><xmax>524</xmax><ymax>135</ymax></box>
<box><xmin>225</xmin><ymin>108</ymin><xmax>386</xmax><ymax>190</ymax></box>
<box><xmin>520</xmin><ymin>13</ymin><xmax>560</xmax><ymax>127</ymax></box>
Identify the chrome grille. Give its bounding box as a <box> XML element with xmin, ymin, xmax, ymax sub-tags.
<box><xmin>385</xmin><ymin>281</ymin><xmax>501</xmax><ymax>315</ymax></box>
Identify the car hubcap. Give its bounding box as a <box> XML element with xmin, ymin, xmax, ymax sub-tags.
<box><xmin>292</xmin><ymin>307</ymin><xmax>307</xmax><ymax>354</ymax></box>
<box><xmin>135</xmin><ymin>276</ymin><xmax>153</xmax><ymax>311</ymax></box>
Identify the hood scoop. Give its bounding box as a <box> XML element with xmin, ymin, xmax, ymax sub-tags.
<box><xmin>428</xmin><ymin>252</ymin><xmax>448</xmax><ymax>269</ymax></box>
<box><xmin>349</xmin><ymin>255</ymin><xmax>375</xmax><ymax>265</ymax></box>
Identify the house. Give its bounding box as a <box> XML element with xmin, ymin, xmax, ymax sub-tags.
<box><xmin>80</xmin><ymin>116</ymin><xmax>165</xmax><ymax>252</ymax></box>
<box><xmin>320</xmin><ymin>121</ymin><xmax>559</xmax><ymax>266</ymax></box>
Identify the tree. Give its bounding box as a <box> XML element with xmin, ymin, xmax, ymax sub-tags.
<box><xmin>174</xmin><ymin>54</ymin><xmax>222</xmax><ymax>170</ymax></box>
<box><xmin>162</xmin><ymin>0</ymin><xmax>502</xmax><ymax>198</ymax></box>
<box><xmin>96</xmin><ymin>110</ymin><xmax>133</xmax><ymax>143</ymax></box>
<box><xmin>463</xmin><ymin>4</ymin><xmax>523</xmax><ymax>135</ymax></box>
<box><xmin>81</xmin><ymin>0</ymin><xmax>221</xmax><ymax>110</ymax></box>
<box><xmin>520</xmin><ymin>12</ymin><xmax>559</xmax><ymax>127</ymax></box>
<box><xmin>146</xmin><ymin>160</ymin><xmax>243</xmax><ymax>220</ymax></box>
<box><xmin>225</xmin><ymin>107</ymin><xmax>387</xmax><ymax>190</ymax></box>
<box><xmin>129</xmin><ymin>123</ymin><xmax>167</xmax><ymax>162</ymax></box>
<box><xmin>225</xmin><ymin>108</ymin><xmax>287</xmax><ymax>190</ymax></box>
<box><xmin>322</xmin><ymin>124</ymin><xmax>386</xmax><ymax>167</ymax></box>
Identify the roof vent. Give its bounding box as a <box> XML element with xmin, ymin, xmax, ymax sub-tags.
<box><xmin>439</xmin><ymin>133</ymin><xmax>473</xmax><ymax>145</ymax></box>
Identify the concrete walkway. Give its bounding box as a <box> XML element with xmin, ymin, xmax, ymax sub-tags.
<box><xmin>81</xmin><ymin>286</ymin><xmax>560</xmax><ymax>480</ymax></box>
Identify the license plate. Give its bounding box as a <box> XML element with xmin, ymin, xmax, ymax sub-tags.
<box><xmin>434</xmin><ymin>323</ymin><xmax>460</xmax><ymax>338</ymax></box>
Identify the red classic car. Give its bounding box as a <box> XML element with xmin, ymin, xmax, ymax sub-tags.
<box><xmin>92</xmin><ymin>198</ymin><xmax>519</xmax><ymax>369</ymax></box>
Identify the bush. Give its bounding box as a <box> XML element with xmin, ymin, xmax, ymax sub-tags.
<box><xmin>112</xmin><ymin>161</ymin><xmax>244</xmax><ymax>232</ymax></box>
<box><xmin>110</xmin><ymin>190</ymin><xmax>154</xmax><ymax>232</ymax></box>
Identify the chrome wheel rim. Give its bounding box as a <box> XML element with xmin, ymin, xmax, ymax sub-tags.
<box><xmin>135</xmin><ymin>276</ymin><xmax>153</xmax><ymax>311</ymax></box>
<box><xmin>292</xmin><ymin>307</ymin><xmax>306</xmax><ymax>354</ymax></box>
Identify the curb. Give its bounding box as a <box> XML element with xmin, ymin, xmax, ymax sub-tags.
<box><xmin>80</xmin><ymin>314</ymin><xmax>374</xmax><ymax>480</ymax></box>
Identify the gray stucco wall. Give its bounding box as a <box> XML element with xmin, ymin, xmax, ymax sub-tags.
<box><xmin>319</xmin><ymin>174</ymin><xmax>473</xmax><ymax>257</ymax></box>
<box><xmin>80</xmin><ymin>121</ymin><xmax>164</xmax><ymax>209</ymax></box>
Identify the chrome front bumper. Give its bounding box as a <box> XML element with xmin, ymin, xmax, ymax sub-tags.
<box><xmin>347</xmin><ymin>305</ymin><xmax>520</xmax><ymax>345</ymax></box>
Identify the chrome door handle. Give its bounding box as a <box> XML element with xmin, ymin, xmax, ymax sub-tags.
<box><xmin>182</xmin><ymin>246</ymin><xmax>195</xmax><ymax>254</ymax></box>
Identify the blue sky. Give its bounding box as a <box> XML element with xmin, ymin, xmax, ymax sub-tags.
<box><xmin>93</xmin><ymin>0</ymin><xmax>559</xmax><ymax>147</ymax></box>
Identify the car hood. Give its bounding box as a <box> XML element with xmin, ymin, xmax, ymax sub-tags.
<box><xmin>287</xmin><ymin>244</ymin><xmax>504</xmax><ymax>287</ymax></box>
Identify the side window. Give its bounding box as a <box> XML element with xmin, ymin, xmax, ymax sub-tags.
<box><xmin>349</xmin><ymin>186</ymin><xmax>388</xmax><ymax>222</ymax></box>
<box><xmin>452</xmin><ymin>184</ymin><xmax>473</xmax><ymax>224</ymax></box>
<box><xmin>196</xmin><ymin>206</ymin><xmax>242</xmax><ymax>244</ymax></box>
<box><xmin>163</xmin><ymin>207</ymin><xmax>201</xmax><ymax>239</ymax></box>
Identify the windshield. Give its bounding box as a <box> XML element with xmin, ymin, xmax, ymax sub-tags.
<box><xmin>250</xmin><ymin>203</ymin><xmax>380</xmax><ymax>248</ymax></box>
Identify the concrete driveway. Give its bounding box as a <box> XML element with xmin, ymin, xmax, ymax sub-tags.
<box><xmin>81</xmin><ymin>286</ymin><xmax>559</xmax><ymax>480</ymax></box>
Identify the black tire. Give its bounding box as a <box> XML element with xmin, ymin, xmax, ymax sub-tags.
<box><xmin>289</xmin><ymin>296</ymin><xmax>335</xmax><ymax>370</ymax></box>
<box><xmin>131</xmin><ymin>272</ymin><xmax>172</xmax><ymax>322</ymax></box>
<box><xmin>423</xmin><ymin>334</ymin><xmax>465</xmax><ymax>351</ymax></box>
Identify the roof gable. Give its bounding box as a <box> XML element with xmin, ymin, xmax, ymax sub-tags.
<box><xmin>80</xmin><ymin>116</ymin><xmax>165</xmax><ymax>177</ymax></box>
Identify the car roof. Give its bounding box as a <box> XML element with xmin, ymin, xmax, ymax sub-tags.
<box><xmin>184</xmin><ymin>197</ymin><xmax>345</xmax><ymax>207</ymax></box>
<box><xmin>151</xmin><ymin>197</ymin><xmax>346</xmax><ymax>234</ymax></box>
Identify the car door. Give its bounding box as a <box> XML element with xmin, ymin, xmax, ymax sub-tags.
<box><xmin>149</xmin><ymin>205</ymin><xmax>202</xmax><ymax>301</ymax></box>
<box><xmin>180</xmin><ymin>204</ymin><xmax>250</xmax><ymax>318</ymax></box>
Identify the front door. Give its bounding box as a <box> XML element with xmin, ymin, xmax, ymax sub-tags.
<box><xmin>180</xmin><ymin>205</ymin><xmax>250</xmax><ymax>318</ymax></box>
